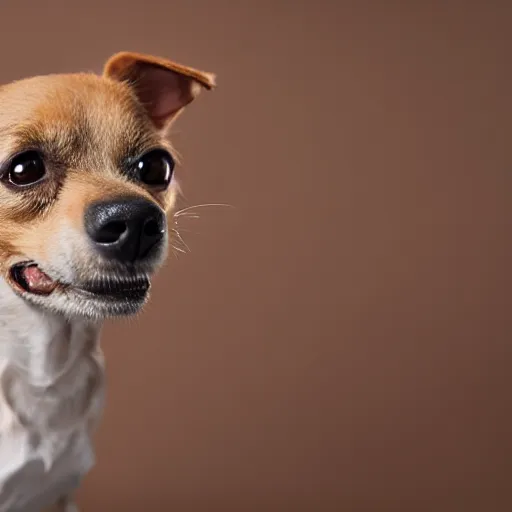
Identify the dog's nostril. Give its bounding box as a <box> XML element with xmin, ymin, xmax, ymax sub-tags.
<box><xmin>143</xmin><ymin>218</ymin><xmax>161</xmax><ymax>238</ymax></box>
<box><xmin>96</xmin><ymin>221</ymin><xmax>127</xmax><ymax>244</ymax></box>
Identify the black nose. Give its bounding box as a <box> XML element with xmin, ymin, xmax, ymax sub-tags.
<box><xmin>84</xmin><ymin>197</ymin><xmax>166</xmax><ymax>262</ymax></box>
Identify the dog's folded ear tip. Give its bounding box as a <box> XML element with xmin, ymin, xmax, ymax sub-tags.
<box><xmin>202</xmin><ymin>72</ymin><xmax>217</xmax><ymax>90</ymax></box>
<box><xmin>104</xmin><ymin>51</ymin><xmax>217</xmax><ymax>89</ymax></box>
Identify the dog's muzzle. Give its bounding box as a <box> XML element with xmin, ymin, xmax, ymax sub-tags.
<box><xmin>7</xmin><ymin>195</ymin><xmax>167</xmax><ymax>317</ymax></box>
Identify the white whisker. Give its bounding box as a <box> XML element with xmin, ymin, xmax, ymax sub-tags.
<box><xmin>174</xmin><ymin>203</ymin><xmax>234</xmax><ymax>217</ymax></box>
<box><xmin>172</xmin><ymin>227</ymin><xmax>198</xmax><ymax>235</ymax></box>
<box><xmin>174</xmin><ymin>214</ymin><xmax>200</xmax><ymax>221</ymax></box>
<box><xmin>172</xmin><ymin>244</ymin><xmax>187</xmax><ymax>254</ymax></box>
<box><xmin>173</xmin><ymin>231</ymin><xmax>191</xmax><ymax>253</ymax></box>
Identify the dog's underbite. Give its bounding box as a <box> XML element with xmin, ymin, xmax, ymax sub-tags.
<box><xmin>0</xmin><ymin>52</ymin><xmax>215</xmax><ymax>512</ymax></box>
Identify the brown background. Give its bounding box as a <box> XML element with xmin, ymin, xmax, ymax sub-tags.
<box><xmin>0</xmin><ymin>1</ymin><xmax>510</xmax><ymax>511</ymax></box>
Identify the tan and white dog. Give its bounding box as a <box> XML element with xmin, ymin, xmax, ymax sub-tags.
<box><xmin>0</xmin><ymin>51</ymin><xmax>215</xmax><ymax>511</ymax></box>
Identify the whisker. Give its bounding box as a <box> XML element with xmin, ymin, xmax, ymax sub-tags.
<box><xmin>172</xmin><ymin>227</ymin><xmax>199</xmax><ymax>235</ymax></box>
<box><xmin>174</xmin><ymin>214</ymin><xmax>201</xmax><ymax>221</ymax></box>
<box><xmin>174</xmin><ymin>203</ymin><xmax>234</xmax><ymax>217</ymax></box>
<box><xmin>171</xmin><ymin>244</ymin><xmax>187</xmax><ymax>254</ymax></box>
<box><xmin>171</xmin><ymin>228</ymin><xmax>191</xmax><ymax>253</ymax></box>
<box><xmin>173</xmin><ymin>231</ymin><xmax>191</xmax><ymax>253</ymax></box>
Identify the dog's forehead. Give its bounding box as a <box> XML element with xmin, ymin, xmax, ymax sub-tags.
<box><xmin>0</xmin><ymin>73</ymin><xmax>159</xmax><ymax>162</ymax></box>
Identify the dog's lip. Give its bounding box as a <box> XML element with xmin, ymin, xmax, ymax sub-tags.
<box><xmin>8</xmin><ymin>261</ymin><xmax>150</xmax><ymax>300</ymax></box>
<box><xmin>72</xmin><ymin>274</ymin><xmax>151</xmax><ymax>299</ymax></box>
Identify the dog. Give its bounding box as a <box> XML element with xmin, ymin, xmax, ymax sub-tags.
<box><xmin>0</xmin><ymin>51</ymin><xmax>215</xmax><ymax>511</ymax></box>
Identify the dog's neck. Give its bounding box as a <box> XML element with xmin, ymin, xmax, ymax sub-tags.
<box><xmin>0</xmin><ymin>277</ymin><xmax>101</xmax><ymax>388</ymax></box>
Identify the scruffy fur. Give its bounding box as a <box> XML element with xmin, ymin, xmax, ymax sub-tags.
<box><xmin>0</xmin><ymin>52</ymin><xmax>215</xmax><ymax>511</ymax></box>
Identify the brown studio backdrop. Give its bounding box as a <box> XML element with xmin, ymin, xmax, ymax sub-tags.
<box><xmin>0</xmin><ymin>1</ymin><xmax>509</xmax><ymax>511</ymax></box>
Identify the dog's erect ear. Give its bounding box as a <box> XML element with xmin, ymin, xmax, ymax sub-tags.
<box><xmin>103</xmin><ymin>51</ymin><xmax>216</xmax><ymax>130</ymax></box>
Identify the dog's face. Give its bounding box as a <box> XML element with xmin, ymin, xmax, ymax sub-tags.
<box><xmin>0</xmin><ymin>52</ymin><xmax>215</xmax><ymax>320</ymax></box>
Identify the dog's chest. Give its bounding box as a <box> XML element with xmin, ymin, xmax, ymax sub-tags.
<box><xmin>0</xmin><ymin>425</ymin><xmax>94</xmax><ymax>512</ymax></box>
<box><xmin>0</xmin><ymin>295</ymin><xmax>104</xmax><ymax>511</ymax></box>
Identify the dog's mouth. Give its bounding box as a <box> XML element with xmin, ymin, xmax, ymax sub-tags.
<box><xmin>10</xmin><ymin>262</ymin><xmax>58</xmax><ymax>296</ymax></box>
<box><xmin>9</xmin><ymin>261</ymin><xmax>150</xmax><ymax>301</ymax></box>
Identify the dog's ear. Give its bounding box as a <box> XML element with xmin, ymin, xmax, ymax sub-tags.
<box><xmin>103</xmin><ymin>51</ymin><xmax>216</xmax><ymax>130</ymax></box>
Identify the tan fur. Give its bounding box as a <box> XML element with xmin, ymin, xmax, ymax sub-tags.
<box><xmin>0</xmin><ymin>52</ymin><xmax>214</xmax><ymax>511</ymax></box>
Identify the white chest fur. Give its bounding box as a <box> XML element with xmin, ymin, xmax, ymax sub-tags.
<box><xmin>0</xmin><ymin>280</ymin><xmax>105</xmax><ymax>512</ymax></box>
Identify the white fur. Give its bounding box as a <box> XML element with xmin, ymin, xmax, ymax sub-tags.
<box><xmin>0</xmin><ymin>278</ymin><xmax>104</xmax><ymax>511</ymax></box>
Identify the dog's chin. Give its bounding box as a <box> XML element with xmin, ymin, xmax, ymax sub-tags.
<box><xmin>7</xmin><ymin>261</ymin><xmax>152</xmax><ymax>320</ymax></box>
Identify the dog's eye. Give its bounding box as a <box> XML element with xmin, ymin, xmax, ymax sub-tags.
<box><xmin>6</xmin><ymin>151</ymin><xmax>46</xmax><ymax>187</ymax></box>
<box><xmin>135</xmin><ymin>149</ymin><xmax>174</xmax><ymax>190</ymax></box>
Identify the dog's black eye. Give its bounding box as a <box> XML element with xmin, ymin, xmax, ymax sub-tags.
<box><xmin>136</xmin><ymin>149</ymin><xmax>174</xmax><ymax>190</ymax></box>
<box><xmin>6</xmin><ymin>151</ymin><xmax>46</xmax><ymax>187</ymax></box>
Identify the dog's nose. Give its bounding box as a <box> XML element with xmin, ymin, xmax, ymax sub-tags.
<box><xmin>84</xmin><ymin>197</ymin><xmax>166</xmax><ymax>262</ymax></box>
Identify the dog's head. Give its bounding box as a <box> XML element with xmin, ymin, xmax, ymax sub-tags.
<box><xmin>0</xmin><ymin>52</ymin><xmax>215</xmax><ymax>320</ymax></box>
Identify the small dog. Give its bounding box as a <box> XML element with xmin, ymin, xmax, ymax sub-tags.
<box><xmin>0</xmin><ymin>51</ymin><xmax>215</xmax><ymax>511</ymax></box>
